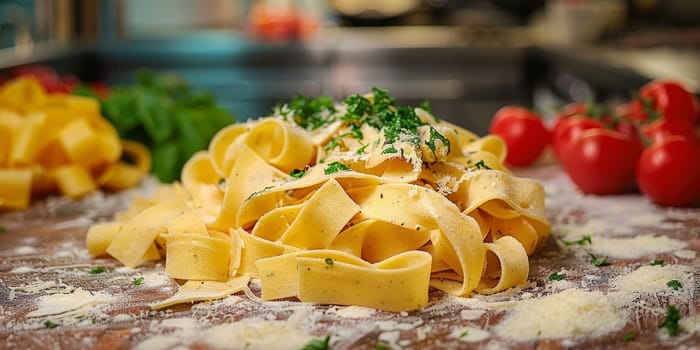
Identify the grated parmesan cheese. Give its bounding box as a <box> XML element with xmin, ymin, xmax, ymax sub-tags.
<box><xmin>611</xmin><ymin>265</ymin><xmax>692</xmax><ymax>294</ymax></box>
<box><xmin>496</xmin><ymin>289</ymin><xmax>626</xmax><ymax>340</ymax></box>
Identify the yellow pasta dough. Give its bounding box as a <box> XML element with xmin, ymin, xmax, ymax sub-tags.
<box><xmin>87</xmin><ymin>88</ymin><xmax>551</xmax><ymax>311</ymax></box>
<box><xmin>0</xmin><ymin>76</ymin><xmax>150</xmax><ymax>210</ymax></box>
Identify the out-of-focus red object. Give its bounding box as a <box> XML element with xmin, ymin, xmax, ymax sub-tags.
<box><xmin>247</xmin><ymin>0</ymin><xmax>320</xmax><ymax>42</ymax></box>
<box><xmin>8</xmin><ymin>65</ymin><xmax>78</xmax><ymax>93</ymax></box>
<box><xmin>1</xmin><ymin>65</ymin><xmax>110</xmax><ymax>98</ymax></box>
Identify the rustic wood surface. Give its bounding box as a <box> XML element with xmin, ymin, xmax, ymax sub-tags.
<box><xmin>1</xmin><ymin>165</ymin><xmax>698</xmax><ymax>349</ymax></box>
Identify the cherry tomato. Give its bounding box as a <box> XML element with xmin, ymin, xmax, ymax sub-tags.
<box><xmin>636</xmin><ymin>136</ymin><xmax>700</xmax><ymax>206</ymax></box>
<box><xmin>552</xmin><ymin>102</ymin><xmax>613</xmax><ymax>136</ymax></box>
<box><xmin>642</xmin><ymin>118</ymin><xmax>698</xmax><ymax>145</ymax></box>
<box><xmin>489</xmin><ymin>105</ymin><xmax>550</xmax><ymax>167</ymax></box>
<box><xmin>551</xmin><ymin>115</ymin><xmax>605</xmax><ymax>161</ymax></box>
<box><xmin>627</xmin><ymin>80</ymin><xmax>699</xmax><ymax>125</ymax></box>
<box><xmin>563</xmin><ymin>128</ymin><xmax>642</xmax><ymax>195</ymax></box>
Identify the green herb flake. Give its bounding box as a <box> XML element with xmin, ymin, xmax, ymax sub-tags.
<box><xmin>425</xmin><ymin>125</ymin><xmax>451</xmax><ymax>154</ymax></box>
<box><xmin>459</xmin><ymin>330</ymin><xmax>469</xmax><ymax>338</ymax></box>
<box><xmin>0</xmin><ymin>226</ymin><xmax>5</xmax><ymax>233</ymax></box>
<box><xmin>563</xmin><ymin>235</ymin><xmax>592</xmax><ymax>246</ymax></box>
<box><xmin>474</xmin><ymin>160</ymin><xmax>491</xmax><ymax>170</ymax></box>
<box><xmin>375</xmin><ymin>343</ymin><xmax>389</xmax><ymax>350</ymax></box>
<box><xmin>325</xmin><ymin>258</ymin><xmax>334</xmax><ymax>266</ymax></box>
<box><xmin>419</xmin><ymin>101</ymin><xmax>434</xmax><ymax>115</ymax></box>
<box><xmin>290</xmin><ymin>168</ymin><xmax>307</xmax><ymax>179</ymax></box>
<box><xmin>324</xmin><ymin>162</ymin><xmax>349</xmax><ymax>175</ymax></box>
<box><xmin>282</xmin><ymin>95</ymin><xmax>336</xmax><ymax>131</ymax></box>
<box><xmin>324</xmin><ymin>136</ymin><xmax>342</xmax><ymax>152</ymax></box>
<box><xmin>246</xmin><ymin>185</ymin><xmax>275</xmax><ymax>200</ymax></box>
<box><xmin>588</xmin><ymin>253</ymin><xmax>610</xmax><ymax>267</ymax></box>
<box><xmin>623</xmin><ymin>332</ymin><xmax>636</xmax><ymax>342</ymax></box>
<box><xmin>356</xmin><ymin>144</ymin><xmax>369</xmax><ymax>155</ymax></box>
<box><xmin>89</xmin><ymin>267</ymin><xmax>106</xmax><ymax>274</ymax></box>
<box><xmin>650</xmin><ymin>259</ymin><xmax>664</xmax><ymax>266</ymax></box>
<box><xmin>667</xmin><ymin>280</ymin><xmax>682</xmax><ymax>291</ymax></box>
<box><xmin>548</xmin><ymin>272</ymin><xmax>564</xmax><ymax>281</ymax></box>
<box><xmin>382</xmin><ymin>146</ymin><xmax>399</xmax><ymax>154</ymax></box>
<box><xmin>133</xmin><ymin>277</ymin><xmax>145</xmax><ymax>286</ymax></box>
<box><xmin>301</xmin><ymin>335</ymin><xmax>330</xmax><ymax>350</ymax></box>
<box><xmin>44</xmin><ymin>320</ymin><xmax>59</xmax><ymax>329</ymax></box>
<box><xmin>659</xmin><ymin>305</ymin><xmax>681</xmax><ymax>336</ymax></box>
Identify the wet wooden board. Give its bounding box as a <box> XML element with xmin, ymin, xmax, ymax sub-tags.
<box><xmin>1</xmin><ymin>165</ymin><xmax>699</xmax><ymax>349</ymax></box>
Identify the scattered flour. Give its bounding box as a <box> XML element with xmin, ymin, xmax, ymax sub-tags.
<box><xmin>460</xmin><ymin>309</ymin><xmax>485</xmax><ymax>320</ymax></box>
<box><xmin>330</xmin><ymin>305</ymin><xmax>376</xmax><ymax>318</ymax></box>
<box><xmin>25</xmin><ymin>287</ymin><xmax>115</xmax><ymax>326</ymax></box>
<box><xmin>674</xmin><ymin>250</ymin><xmax>697</xmax><ymax>260</ymax></box>
<box><xmin>451</xmin><ymin>326</ymin><xmax>490</xmax><ymax>342</ymax></box>
<box><xmin>134</xmin><ymin>310</ymin><xmax>316</xmax><ymax>350</ymax></box>
<box><xmin>679</xmin><ymin>315</ymin><xmax>700</xmax><ymax>334</ymax></box>
<box><xmin>14</xmin><ymin>246</ymin><xmax>38</xmax><ymax>255</ymax></box>
<box><xmin>10</xmin><ymin>266</ymin><xmax>36</xmax><ymax>273</ymax></box>
<box><xmin>589</xmin><ymin>234</ymin><xmax>686</xmax><ymax>259</ymax></box>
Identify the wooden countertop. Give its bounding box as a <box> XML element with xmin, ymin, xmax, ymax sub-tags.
<box><xmin>1</xmin><ymin>165</ymin><xmax>699</xmax><ymax>349</ymax></box>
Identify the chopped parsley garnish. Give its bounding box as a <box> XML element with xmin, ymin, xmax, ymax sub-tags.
<box><xmin>290</xmin><ymin>168</ymin><xmax>307</xmax><ymax>179</ymax></box>
<box><xmin>0</xmin><ymin>226</ymin><xmax>5</xmax><ymax>233</ymax></box>
<box><xmin>278</xmin><ymin>87</ymin><xmax>452</xmax><ymax>163</ymax></box>
<box><xmin>382</xmin><ymin>146</ymin><xmax>399</xmax><ymax>154</ymax></box>
<box><xmin>588</xmin><ymin>253</ymin><xmax>610</xmax><ymax>266</ymax></box>
<box><xmin>425</xmin><ymin>125</ymin><xmax>451</xmax><ymax>155</ymax></box>
<box><xmin>375</xmin><ymin>343</ymin><xmax>389</xmax><ymax>350</ymax></box>
<box><xmin>459</xmin><ymin>330</ymin><xmax>469</xmax><ymax>338</ymax></box>
<box><xmin>89</xmin><ymin>266</ymin><xmax>106</xmax><ymax>274</ymax></box>
<box><xmin>301</xmin><ymin>335</ymin><xmax>330</xmax><ymax>350</ymax></box>
<box><xmin>324</xmin><ymin>258</ymin><xmax>334</xmax><ymax>266</ymax></box>
<box><xmin>324</xmin><ymin>135</ymin><xmax>343</xmax><ymax>152</ymax></box>
<box><xmin>44</xmin><ymin>320</ymin><xmax>59</xmax><ymax>328</ymax></box>
<box><xmin>563</xmin><ymin>235</ymin><xmax>592</xmax><ymax>246</ymax></box>
<box><xmin>324</xmin><ymin>162</ymin><xmax>349</xmax><ymax>175</ymax></box>
<box><xmin>623</xmin><ymin>332</ymin><xmax>635</xmax><ymax>342</ymax></box>
<box><xmin>667</xmin><ymin>280</ymin><xmax>682</xmax><ymax>291</ymax></box>
<box><xmin>279</xmin><ymin>94</ymin><xmax>336</xmax><ymax>130</ymax></box>
<box><xmin>341</xmin><ymin>87</ymin><xmax>450</xmax><ymax>154</ymax></box>
<box><xmin>659</xmin><ymin>305</ymin><xmax>681</xmax><ymax>336</ymax></box>
<box><xmin>650</xmin><ymin>259</ymin><xmax>664</xmax><ymax>266</ymax></box>
<box><xmin>133</xmin><ymin>277</ymin><xmax>145</xmax><ymax>286</ymax></box>
<box><xmin>548</xmin><ymin>272</ymin><xmax>564</xmax><ymax>281</ymax></box>
<box><xmin>356</xmin><ymin>144</ymin><xmax>369</xmax><ymax>155</ymax></box>
<box><xmin>474</xmin><ymin>160</ymin><xmax>491</xmax><ymax>170</ymax></box>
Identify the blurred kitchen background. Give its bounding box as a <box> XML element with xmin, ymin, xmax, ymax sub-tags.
<box><xmin>1</xmin><ymin>0</ymin><xmax>699</xmax><ymax>135</ymax></box>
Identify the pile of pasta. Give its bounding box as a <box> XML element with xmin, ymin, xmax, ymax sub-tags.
<box><xmin>87</xmin><ymin>91</ymin><xmax>551</xmax><ymax>312</ymax></box>
<box><xmin>0</xmin><ymin>77</ymin><xmax>150</xmax><ymax>210</ymax></box>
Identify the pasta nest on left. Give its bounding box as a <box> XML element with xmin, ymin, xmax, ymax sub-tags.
<box><xmin>0</xmin><ymin>77</ymin><xmax>150</xmax><ymax>210</ymax></box>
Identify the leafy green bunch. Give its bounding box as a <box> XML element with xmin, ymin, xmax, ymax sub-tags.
<box><xmin>96</xmin><ymin>70</ymin><xmax>234</xmax><ymax>182</ymax></box>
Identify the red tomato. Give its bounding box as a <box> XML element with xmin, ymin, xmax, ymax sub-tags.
<box><xmin>642</xmin><ymin>118</ymin><xmax>698</xmax><ymax>145</ymax></box>
<box><xmin>489</xmin><ymin>105</ymin><xmax>550</xmax><ymax>167</ymax></box>
<box><xmin>636</xmin><ymin>136</ymin><xmax>700</xmax><ymax>206</ymax></box>
<box><xmin>627</xmin><ymin>80</ymin><xmax>699</xmax><ymax>125</ymax></box>
<box><xmin>552</xmin><ymin>115</ymin><xmax>605</xmax><ymax>161</ymax></box>
<box><xmin>552</xmin><ymin>101</ymin><xmax>613</xmax><ymax>135</ymax></box>
<box><xmin>563</xmin><ymin>128</ymin><xmax>642</xmax><ymax>195</ymax></box>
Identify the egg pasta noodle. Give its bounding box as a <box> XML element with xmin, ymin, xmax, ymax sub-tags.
<box><xmin>87</xmin><ymin>88</ymin><xmax>551</xmax><ymax>311</ymax></box>
<box><xmin>0</xmin><ymin>77</ymin><xmax>150</xmax><ymax>210</ymax></box>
